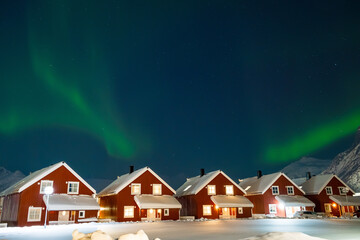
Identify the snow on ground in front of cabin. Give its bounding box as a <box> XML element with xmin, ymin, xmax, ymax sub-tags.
<box><xmin>239</xmin><ymin>232</ymin><xmax>327</xmax><ymax>240</ymax></box>
<box><xmin>0</xmin><ymin>218</ymin><xmax>359</xmax><ymax>240</ymax></box>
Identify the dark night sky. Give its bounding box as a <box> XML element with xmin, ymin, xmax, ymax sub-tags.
<box><xmin>1</xmin><ymin>0</ymin><xmax>360</xmax><ymax>188</ymax></box>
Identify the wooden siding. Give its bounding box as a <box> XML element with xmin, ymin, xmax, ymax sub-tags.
<box><xmin>305</xmin><ymin>176</ymin><xmax>353</xmax><ymax>217</ymax></box>
<box><xmin>99</xmin><ymin>169</ymin><xmax>180</xmax><ymax>222</ymax></box>
<box><xmin>177</xmin><ymin>172</ymin><xmax>251</xmax><ymax>219</ymax></box>
<box><xmin>1</xmin><ymin>194</ymin><xmax>20</xmax><ymax>226</ymax></box>
<box><xmin>2</xmin><ymin>165</ymin><xmax>97</xmax><ymax>227</ymax></box>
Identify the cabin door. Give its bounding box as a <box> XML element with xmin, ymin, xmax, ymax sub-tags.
<box><xmin>58</xmin><ymin>211</ymin><xmax>70</xmax><ymax>222</ymax></box>
<box><xmin>147</xmin><ymin>209</ymin><xmax>156</xmax><ymax>220</ymax></box>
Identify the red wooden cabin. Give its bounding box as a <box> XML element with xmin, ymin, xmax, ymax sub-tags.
<box><xmin>299</xmin><ymin>174</ymin><xmax>360</xmax><ymax>217</ymax></box>
<box><xmin>175</xmin><ymin>169</ymin><xmax>253</xmax><ymax>219</ymax></box>
<box><xmin>0</xmin><ymin>161</ymin><xmax>99</xmax><ymax>227</ymax></box>
<box><xmin>239</xmin><ymin>171</ymin><xmax>315</xmax><ymax>218</ymax></box>
<box><xmin>97</xmin><ymin>166</ymin><xmax>181</xmax><ymax>222</ymax></box>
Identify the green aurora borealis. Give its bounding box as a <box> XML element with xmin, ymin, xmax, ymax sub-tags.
<box><xmin>1</xmin><ymin>1</ymin><xmax>360</xmax><ymax>184</ymax></box>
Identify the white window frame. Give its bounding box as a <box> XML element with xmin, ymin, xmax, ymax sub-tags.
<box><xmin>79</xmin><ymin>210</ymin><xmax>85</xmax><ymax>218</ymax></box>
<box><xmin>40</xmin><ymin>180</ymin><xmax>53</xmax><ymax>194</ymax></box>
<box><xmin>272</xmin><ymin>186</ymin><xmax>279</xmax><ymax>195</ymax></box>
<box><xmin>152</xmin><ymin>184</ymin><xmax>162</xmax><ymax>195</ymax></box>
<box><xmin>325</xmin><ymin>186</ymin><xmax>333</xmax><ymax>195</ymax></box>
<box><xmin>238</xmin><ymin>207</ymin><xmax>243</xmax><ymax>214</ymax></box>
<box><xmin>27</xmin><ymin>207</ymin><xmax>42</xmax><ymax>222</ymax></box>
<box><xmin>225</xmin><ymin>185</ymin><xmax>234</xmax><ymax>195</ymax></box>
<box><xmin>164</xmin><ymin>209</ymin><xmax>169</xmax><ymax>216</ymax></box>
<box><xmin>67</xmin><ymin>181</ymin><xmax>79</xmax><ymax>194</ymax></box>
<box><xmin>203</xmin><ymin>205</ymin><xmax>212</xmax><ymax>216</ymax></box>
<box><xmin>124</xmin><ymin>206</ymin><xmax>135</xmax><ymax>218</ymax></box>
<box><xmin>338</xmin><ymin>187</ymin><xmax>347</xmax><ymax>195</ymax></box>
<box><xmin>131</xmin><ymin>183</ymin><xmax>141</xmax><ymax>195</ymax></box>
<box><xmin>286</xmin><ymin>186</ymin><xmax>294</xmax><ymax>195</ymax></box>
<box><xmin>269</xmin><ymin>204</ymin><xmax>277</xmax><ymax>214</ymax></box>
<box><xmin>207</xmin><ymin>185</ymin><xmax>216</xmax><ymax>195</ymax></box>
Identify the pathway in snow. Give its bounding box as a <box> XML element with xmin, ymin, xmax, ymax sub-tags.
<box><xmin>0</xmin><ymin>218</ymin><xmax>359</xmax><ymax>240</ymax></box>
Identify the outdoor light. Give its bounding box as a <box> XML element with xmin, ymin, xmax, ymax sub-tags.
<box><xmin>332</xmin><ymin>203</ymin><xmax>337</xmax><ymax>208</ymax></box>
<box><xmin>278</xmin><ymin>204</ymin><xmax>284</xmax><ymax>209</ymax></box>
<box><xmin>62</xmin><ymin>211</ymin><xmax>66</xmax><ymax>216</ymax></box>
<box><xmin>44</xmin><ymin>186</ymin><xmax>54</xmax><ymax>228</ymax></box>
<box><xmin>215</xmin><ymin>205</ymin><xmax>219</xmax><ymax>209</ymax></box>
<box><xmin>150</xmin><ymin>209</ymin><xmax>154</xmax><ymax>214</ymax></box>
<box><xmin>157</xmin><ymin>209</ymin><xmax>161</xmax><ymax>213</ymax></box>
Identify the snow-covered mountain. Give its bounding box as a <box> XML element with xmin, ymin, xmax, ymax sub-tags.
<box><xmin>281</xmin><ymin>157</ymin><xmax>331</xmax><ymax>179</ymax></box>
<box><xmin>322</xmin><ymin>127</ymin><xmax>360</xmax><ymax>192</ymax></box>
<box><xmin>0</xmin><ymin>167</ymin><xmax>25</xmax><ymax>192</ymax></box>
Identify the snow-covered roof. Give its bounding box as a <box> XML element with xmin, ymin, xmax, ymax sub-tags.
<box><xmin>239</xmin><ymin>172</ymin><xmax>304</xmax><ymax>195</ymax></box>
<box><xmin>275</xmin><ymin>195</ymin><xmax>315</xmax><ymax>207</ymax></box>
<box><xmin>97</xmin><ymin>167</ymin><xmax>175</xmax><ymax>197</ymax></box>
<box><xmin>175</xmin><ymin>170</ymin><xmax>246</xmax><ymax>197</ymax></box>
<box><xmin>43</xmin><ymin>194</ymin><xmax>100</xmax><ymax>211</ymax></box>
<box><xmin>210</xmin><ymin>195</ymin><xmax>254</xmax><ymax>208</ymax></box>
<box><xmin>292</xmin><ymin>177</ymin><xmax>307</xmax><ymax>186</ymax></box>
<box><xmin>134</xmin><ymin>195</ymin><xmax>181</xmax><ymax>209</ymax></box>
<box><xmin>0</xmin><ymin>162</ymin><xmax>96</xmax><ymax>196</ymax></box>
<box><xmin>300</xmin><ymin>174</ymin><xmax>355</xmax><ymax>195</ymax></box>
<box><xmin>329</xmin><ymin>195</ymin><xmax>360</xmax><ymax>206</ymax></box>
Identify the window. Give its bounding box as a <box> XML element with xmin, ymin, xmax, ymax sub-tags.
<box><xmin>131</xmin><ymin>183</ymin><xmax>141</xmax><ymax>195</ymax></box>
<box><xmin>339</xmin><ymin>187</ymin><xmax>347</xmax><ymax>195</ymax></box>
<box><xmin>67</xmin><ymin>182</ymin><xmax>79</xmax><ymax>194</ymax></box>
<box><xmin>324</xmin><ymin>204</ymin><xmax>332</xmax><ymax>213</ymax></box>
<box><xmin>207</xmin><ymin>185</ymin><xmax>216</xmax><ymax>195</ymax></box>
<box><xmin>164</xmin><ymin>209</ymin><xmax>169</xmax><ymax>216</ymax></box>
<box><xmin>272</xmin><ymin>186</ymin><xmax>279</xmax><ymax>195</ymax></box>
<box><xmin>225</xmin><ymin>185</ymin><xmax>234</xmax><ymax>195</ymax></box>
<box><xmin>153</xmin><ymin>184</ymin><xmax>162</xmax><ymax>195</ymax></box>
<box><xmin>40</xmin><ymin>180</ymin><xmax>53</xmax><ymax>194</ymax></box>
<box><xmin>325</xmin><ymin>186</ymin><xmax>333</xmax><ymax>195</ymax></box>
<box><xmin>124</xmin><ymin>206</ymin><xmax>134</xmax><ymax>218</ymax></box>
<box><xmin>203</xmin><ymin>205</ymin><xmax>212</xmax><ymax>216</ymax></box>
<box><xmin>301</xmin><ymin>206</ymin><xmax>306</xmax><ymax>211</ymax></box>
<box><xmin>269</xmin><ymin>204</ymin><xmax>277</xmax><ymax>214</ymax></box>
<box><xmin>238</xmin><ymin>207</ymin><xmax>243</xmax><ymax>214</ymax></box>
<box><xmin>79</xmin><ymin>211</ymin><xmax>85</xmax><ymax>218</ymax></box>
<box><xmin>27</xmin><ymin>207</ymin><xmax>42</xmax><ymax>222</ymax></box>
<box><xmin>286</xmin><ymin>186</ymin><xmax>294</xmax><ymax>195</ymax></box>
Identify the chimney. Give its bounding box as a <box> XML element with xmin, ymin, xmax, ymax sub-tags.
<box><xmin>129</xmin><ymin>165</ymin><xmax>134</xmax><ymax>174</ymax></box>
<box><xmin>306</xmin><ymin>172</ymin><xmax>311</xmax><ymax>180</ymax></box>
<box><xmin>257</xmin><ymin>170</ymin><xmax>262</xmax><ymax>179</ymax></box>
<box><xmin>200</xmin><ymin>168</ymin><xmax>205</xmax><ymax>177</ymax></box>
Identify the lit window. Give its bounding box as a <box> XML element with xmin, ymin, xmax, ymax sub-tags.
<box><xmin>272</xmin><ymin>186</ymin><xmax>279</xmax><ymax>195</ymax></box>
<box><xmin>325</xmin><ymin>186</ymin><xmax>333</xmax><ymax>195</ymax></box>
<box><xmin>79</xmin><ymin>211</ymin><xmax>85</xmax><ymax>218</ymax></box>
<box><xmin>238</xmin><ymin>207</ymin><xmax>243</xmax><ymax>214</ymax></box>
<box><xmin>153</xmin><ymin>184</ymin><xmax>162</xmax><ymax>195</ymax></box>
<box><xmin>203</xmin><ymin>205</ymin><xmax>212</xmax><ymax>216</ymax></box>
<box><xmin>286</xmin><ymin>186</ymin><xmax>294</xmax><ymax>195</ymax></box>
<box><xmin>225</xmin><ymin>185</ymin><xmax>234</xmax><ymax>195</ymax></box>
<box><xmin>124</xmin><ymin>206</ymin><xmax>134</xmax><ymax>218</ymax></box>
<box><xmin>164</xmin><ymin>209</ymin><xmax>169</xmax><ymax>216</ymax></box>
<box><xmin>339</xmin><ymin>187</ymin><xmax>347</xmax><ymax>195</ymax></box>
<box><xmin>40</xmin><ymin>180</ymin><xmax>53</xmax><ymax>194</ymax></box>
<box><xmin>131</xmin><ymin>183</ymin><xmax>141</xmax><ymax>195</ymax></box>
<box><xmin>208</xmin><ymin>185</ymin><xmax>216</xmax><ymax>195</ymax></box>
<box><xmin>269</xmin><ymin>204</ymin><xmax>277</xmax><ymax>214</ymax></box>
<box><xmin>27</xmin><ymin>207</ymin><xmax>42</xmax><ymax>222</ymax></box>
<box><xmin>324</xmin><ymin>204</ymin><xmax>332</xmax><ymax>212</ymax></box>
<box><xmin>67</xmin><ymin>182</ymin><xmax>79</xmax><ymax>194</ymax></box>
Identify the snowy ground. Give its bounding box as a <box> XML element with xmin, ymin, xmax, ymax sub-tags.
<box><xmin>0</xmin><ymin>218</ymin><xmax>359</xmax><ymax>240</ymax></box>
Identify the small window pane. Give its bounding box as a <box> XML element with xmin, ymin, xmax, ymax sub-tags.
<box><xmin>203</xmin><ymin>205</ymin><xmax>212</xmax><ymax>216</ymax></box>
<box><xmin>124</xmin><ymin>206</ymin><xmax>134</xmax><ymax>218</ymax></box>
<box><xmin>68</xmin><ymin>182</ymin><xmax>79</xmax><ymax>194</ymax></box>
<box><xmin>153</xmin><ymin>184</ymin><xmax>162</xmax><ymax>195</ymax></box>
<box><xmin>272</xmin><ymin>186</ymin><xmax>279</xmax><ymax>195</ymax></box>
<box><xmin>269</xmin><ymin>204</ymin><xmax>277</xmax><ymax>214</ymax></box>
<box><xmin>131</xmin><ymin>184</ymin><xmax>141</xmax><ymax>195</ymax></box>
<box><xmin>27</xmin><ymin>207</ymin><xmax>42</xmax><ymax>222</ymax></box>
<box><xmin>164</xmin><ymin>209</ymin><xmax>169</xmax><ymax>216</ymax></box>
<box><xmin>238</xmin><ymin>207</ymin><xmax>243</xmax><ymax>214</ymax></box>
<box><xmin>208</xmin><ymin>185</ymin><xmax>216</xmax><ymax>195</ymax></box>
<box><xmin>225</xmin><ymin>185</ymin><xmax>234</xmax><ymax>195</ymax></box>
<box><xmin>40</xmin><ymin>181</ymin><xmax>53</xmax><ymax>194</ymax></box>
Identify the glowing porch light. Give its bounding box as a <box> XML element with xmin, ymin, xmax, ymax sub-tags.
<box><xmin>62</xmin><ymin>211</ymin><xmax>66</xmax><ymax>216</ymax></box>
<box><xmin>332</xmin><ymin>203</ymin><xmax>337</xmax><ymax>208</ymax></box>
<box><xmin>150</xmin><ymin>209</ymin><xmax>154</xmax><ymax>213</ymax></box>
<box><xmin>157</xmin><ymin>209</ymin><xmax>161</xmax><ymax>213</ymax></box>
<box><xmin>215</xmin><ymin>205</ymin><xmax>219</xmax><ymax>209</ymax></box>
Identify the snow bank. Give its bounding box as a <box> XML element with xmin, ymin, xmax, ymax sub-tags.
<box><xmin>73</xmin><ymin>229</ymin><xmax>160</xmax><ymax>240</ymax></box>
<box><xmin>239</xmin><ymin>232</ymin><xmax>328</xmax><ymax>240</ymax></box>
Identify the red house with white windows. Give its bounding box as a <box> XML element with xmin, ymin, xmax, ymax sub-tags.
<box><xmin>298</xmin><ymin>173</ymin><xmax>360</xmax><ymax>217</ymax></box>
<box><xmin>97</xmin><ymin>166</ymin><xmax>181</xmax><ymax>222</ymax></box>
<box><xmin>175</xmin><ymin>169</ymin><xmax>253</xmax><ymax>219</ymax></box>
<box><xmin>239</xmin><ymin>171</ymin><xmax>315</xmax><ymax>218</ymax></box>
<box><xmin>0</xmin><ymin>161</ymin><xmax>99</xmax><ymax>227</ymax></box>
